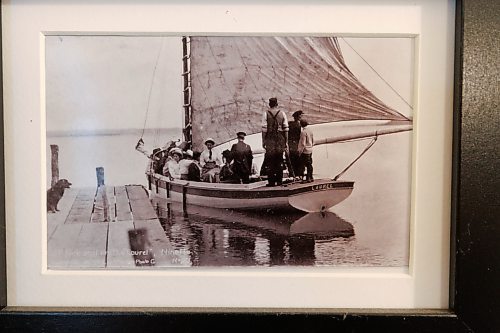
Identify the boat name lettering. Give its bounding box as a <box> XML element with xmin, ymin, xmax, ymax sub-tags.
<box><xmin>312</xmin><ymin>184</ymin><xmax>335</xmax><ymax>191</ymax></box>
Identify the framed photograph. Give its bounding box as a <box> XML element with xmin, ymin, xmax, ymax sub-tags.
<box><xmin>44</xmin><ymin>34</ymin><xmax>414</xmax><ymax>270</ymax></box>
<box><xmin>1</xmin><ymin>0</ymin><xmax>499</xmax><ymax>331</ymax></box>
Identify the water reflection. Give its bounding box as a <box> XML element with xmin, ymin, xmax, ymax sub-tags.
<box><xmin>153</xmin><ymin>198</ymin><xmax>355</xmax><ymax>267</ymax></box>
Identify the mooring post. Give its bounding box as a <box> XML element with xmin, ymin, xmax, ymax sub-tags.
<box><xmin>96</xmin><ymin>167</ymin><xmax>109</xmax><ymax>222</ymax></box>
<box><xmin>96</xmin><ymin>167</ymin><xmax>105</xmax><ymax>187</ymax></box>
<box><xmin>182</xmin><ymin>184</ymin><xmax>187</xmax><ymax>214</ymax></box>
<box><xmin>50</xmin><ymin>145</ymin><xmax>59</xmax><ymax>187</ymax></box>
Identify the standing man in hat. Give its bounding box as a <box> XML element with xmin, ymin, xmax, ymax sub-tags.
<box><xmin>298</xmin><ymin>119</ymin><xmax>314</xmax><ymax>182</ymax></box>
<box><xmin>200</xmin><ymin>138</ymin><xmax>223</xmax><ymax>182</ymax></box>
<box><xmin>261</xmin><ymin>97</ymin><xmax>289</xmax><ymax>187</ymax></box>
<box><xmin>230</xmin><ymin>131</ymin><xmax>253</xmax><ymax>184</ymax></box>
<box><xmin>288</xmin><ymin>110</ymin><xmax>303</xmax><ymax>179</ymax></box>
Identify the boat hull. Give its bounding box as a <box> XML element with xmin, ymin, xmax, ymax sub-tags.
<box><xmin>147</xmin><ymin>173</ymin><xmax>354</xmax><ymax>212</ymax></box>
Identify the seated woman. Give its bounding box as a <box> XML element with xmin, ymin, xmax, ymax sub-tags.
<box><xmin>187</xmin><ymin>151</ymin><xmax>202</xmax><ymax>181</ymax></box>
<box><xmin>219</xmin><ymin>150</ymin><xmax>238</xmax><ymax>183</ymax></box>
<box><xmin>163</xmin><ymin>148</ymin><xmax>183</xmax><ymax>180</ymax></box>
<box><xmin>200</xmin><ymin>138</ymin><xmax>223</xmax><ymax>183</ymax></box>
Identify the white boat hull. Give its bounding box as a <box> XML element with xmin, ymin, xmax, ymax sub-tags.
<box><xmin>147</xmin><ymin>173</ymin><xmax>354</xmax><ymax>212</ymax></box>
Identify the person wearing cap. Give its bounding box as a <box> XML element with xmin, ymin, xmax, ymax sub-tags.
<box><xmin>230</xmin><ymin>131</ymin><xmax>253</xmax><ymax>184</ymax></box>
<box><xmin>298</xmin><ymin>119</ymin><xmax>314</xmax><ymax>182</ymax></box>
<box><xmin>261</xmin><ymin>97</ymin><xmax>289</xmax><ymax>186</ymax></box>
<box><xmin>151</xmin><ymin>148</ymin><xmax>163</xmax><ymax>174</ymax></box>
<box><xmin>288</xmin><ymin>110</ymin><xmax>303</xmax><ymax>178</ymax></box>
<box><xmin>200</xmin><ymin>138</ymin><xmax>223</xmax><ymax>182</ymax></box>
<box><xmin>163</xmin><ymin>147</ymin><xmax>183</xmax><ymax>180</ymax></box>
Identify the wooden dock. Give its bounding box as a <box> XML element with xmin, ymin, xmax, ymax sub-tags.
<box><xmin>47</xmin><ymin>185</ymin><xmax>189</xmax><ymax>269</ymax></box>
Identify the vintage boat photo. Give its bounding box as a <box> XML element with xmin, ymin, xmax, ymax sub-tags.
<box><xmin>45</xmin><ymin>35</ymin><xmax>414</xmax><ymax>268</ymax></box>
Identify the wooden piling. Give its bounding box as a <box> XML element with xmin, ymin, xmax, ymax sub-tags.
<box><xmin>50</xmin><ymin>145</ymin><xmax>59</xmax><ymax>187</ymax></box>
<box><xmin>96</xmin><ymin>167</ymin><xmax>105</xmax><ymax>187</ymax></box>
<box><xmin>182</xmin><ymin>184</ymin><xmax>187</xmax><ymax>213</ymax></box>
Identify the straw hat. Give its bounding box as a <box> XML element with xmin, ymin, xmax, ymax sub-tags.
<box><xmin>170</xmin><ymin>148</ymin><xmax>183</xmax><ymax>157</ymax></box>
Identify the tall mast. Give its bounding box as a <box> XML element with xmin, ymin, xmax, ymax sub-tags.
<box><xmin>181</xmin><ymin>36</ymin><xmax>192</xmax><ymax>146</ymax></box>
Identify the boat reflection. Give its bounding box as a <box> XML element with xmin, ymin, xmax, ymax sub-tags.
<box><xmin>152</xmin><ymin>198</ymin><xmax>355</xmax><ymax>266</ymax></box>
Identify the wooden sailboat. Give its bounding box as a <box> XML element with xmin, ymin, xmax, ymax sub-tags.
<box><xmin>143</xmin><ymin>36</ymin><xmax>412</xmax><ymax>212</ymax></box>
<box><xmin>148</xmin><ymin>175</ymin><xmax>354</xmax><ymax>213</ymax></box>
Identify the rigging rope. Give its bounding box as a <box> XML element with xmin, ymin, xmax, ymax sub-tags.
<box><xmin>340</xmin><ymin>37</ymin><xmax>413</xmax><ymax>115</ymax></box>
<box><xmin>333</xmin><ymin>134</ymin><xmax>378</xmax><ymax>181</ymax></box>
<box><xmin>140</xmin><ymin>37</ymin><xmax>165</xmax><ymax>140</ymax></box>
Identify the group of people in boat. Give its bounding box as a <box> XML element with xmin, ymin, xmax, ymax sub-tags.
<box><xmin>196</xmin><ymin>133</ymin><xmax>257</xmax><ymax>184</ymax></box>
<box><xmin>262</xmin><ymin>97</ymin><xmax>314</xmax><ymax>186</ymax></box>
<box><xmin>136</xmin><ymin>133</ymin><xmax>257</xmax><ymax>184</ymax></box>
<box><xmin>136</xmin><ymin>97</ymin><xmax>314</xmax><ymax>186</ymax></box>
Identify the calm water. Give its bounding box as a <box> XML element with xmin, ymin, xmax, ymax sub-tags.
<box><xmin>47</xmin><ymin>122</ymin><xmax>411</xmax><ymax>267</ymax></box>
<box><xmin>153</xmin><ymin>201</ymin><xmax>390</xmax><ymax>267</ymax></box>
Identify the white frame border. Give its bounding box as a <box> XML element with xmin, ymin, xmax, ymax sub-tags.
<box><xmin>2</xmin><ymin>0</ymin><xmax>455</xmax><ymax>308</ymax></box>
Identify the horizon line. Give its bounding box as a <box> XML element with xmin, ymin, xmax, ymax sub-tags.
<box><xmin>47</xmin><ymin>127</ymin><xmax>183</xmax><ymax>137</ymax></box>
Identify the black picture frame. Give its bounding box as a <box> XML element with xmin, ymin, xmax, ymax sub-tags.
<box><xmin>1</xmin><ymin>0</ymin><xmax>499</xmax><ymax>332</ymax></box>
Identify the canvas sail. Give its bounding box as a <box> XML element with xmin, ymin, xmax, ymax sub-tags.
<box><xmin>187</xmin><ymin>36</ymin><xmax>409</xmax><ymax>150</ymax></box>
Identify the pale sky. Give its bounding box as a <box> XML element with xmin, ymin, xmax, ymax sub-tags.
<box><xmin>45</xmin><ymin>36</ymin><xmax>414</xmax><ymax>133</ymax></box>
<box><xmin>338</xmin><ymin>37</ymin><xmax>414</xmax><ymax>117</ymax></box>
<box><xmin>45</xmin><ymin>36</ymin><xmax>183</xmax><ymax>133</ymax></box>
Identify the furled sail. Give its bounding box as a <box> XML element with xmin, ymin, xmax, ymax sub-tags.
<box><xmin>187</xmin><ymin>36</ymin><xmax>409</xmax><ymax>150</ymax></box>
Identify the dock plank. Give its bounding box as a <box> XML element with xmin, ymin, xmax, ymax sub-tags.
<box><xmin>65</xmin><ymin>188</ymin><xmax>95</xmax><ymax>224</ymax></box>
<box><xmin>91</xmin><ymin>186</ymin><xmax>111</xmax><ymax>223</ymax></box>
<box><xmin>91</xmin><ymin>186</ymin><xmax>104</xmax><ymax>223</ymax></box>
<box><xmin>106</xmin><ymin>186</ymin><xmax>116</xmax><ymax>221</ymax></box>
<box><xmin>127</xmin><ymin>185</ymin><xmax>157</xmax><ymax>220</ymax></box>
<box><xmin>126</xmin><ymin>185</ymin><xmax>149</xmax><ymax>200</ymax></box>
<box><xmin>48</xmin><ymin>223</ymin><xmax>83</xmax><ymax>269</ymax></box>
<box><xmin>68</xmin><ymin>223</ymin><xmax>109</xmax><ymax>268</ymax></box>
<box><xmin>106</xmin><ymin>220</ymin><xmax>136</xmax><ymax>268</ymax></box>
<box><xmin>116</xmin><ymin>186</ymin><xmax>132</xmax><ymax>221</ymax></box>
<box><xmin>129</xmin><ymin>201</ymin><xmax>157</xmax><ymax>220</ymax></box>
<box><xmin>115</xmin><ymin>186</ymin><xmax>129</xmax><ymax>202</ymax></box>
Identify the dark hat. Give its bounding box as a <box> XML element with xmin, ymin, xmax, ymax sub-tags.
<box><xmin>204</xmin><ymin>137</ymin><xmax>215</xmax><ymax>145</ymax></box>
<box><xmin>236</xmin><ymin>131</ymin><xmax>246</xmax><ymax>138</ymax></box>
<box><xmin>292</xmin><ymin>110</ymin><xmax>303</xmax><ymax>118</ymax></box>
<box><xmin>269</xmin><ymin>97</ymin><xmax>277</xmax><ymax>103</ymax></box>
<box><xmin>222</xmin><ymin>149</ymin><xmax>232</xmax><ymax>158</ymax></box>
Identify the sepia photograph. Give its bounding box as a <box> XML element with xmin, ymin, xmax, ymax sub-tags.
<box><xmin>46</xmin><ymin>35</ymin><xmax>414</xmax><ymax>269</ymax></box>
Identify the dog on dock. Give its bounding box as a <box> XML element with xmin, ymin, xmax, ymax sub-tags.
<box><xmin>47</xmin><ymin>179</ymin><xmax>72</xmax><ymax>213</ymax></box>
